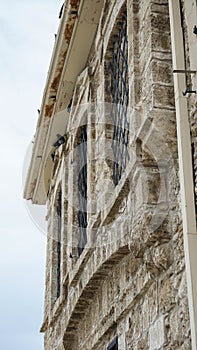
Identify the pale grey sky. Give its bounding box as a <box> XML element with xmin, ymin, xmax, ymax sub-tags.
<box><xmin>0</xmin><ymin>1</ymin><xmax>62</xmax><ymax>349</ymax></box>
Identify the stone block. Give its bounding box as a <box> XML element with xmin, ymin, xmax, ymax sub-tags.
<box><xmin>152</xmin><ymin>84</ymin><xmax>175</xmax><ymax>109</ymax></box>
<box><xmin>149</xmin><ymin>316</ymin><xmax>165</xmax><ymax>350</ymax></box>
<box><xmin>158</xmin><ymin>275</ymin><xmax>175</xmax><ymax>314</ymax></box>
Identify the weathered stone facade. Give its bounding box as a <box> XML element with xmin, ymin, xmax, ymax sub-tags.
<box><xmin>24</xmin><ymin>0</ymin><xmax>197</xmax><ymax>349</ymax></box>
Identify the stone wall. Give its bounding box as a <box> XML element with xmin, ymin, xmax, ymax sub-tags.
<box><xmin>41</xmin><ymin>0</ymin><xmax>192</xmax><ymax>349</ymax></box>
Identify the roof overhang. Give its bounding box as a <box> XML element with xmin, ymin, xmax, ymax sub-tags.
<box><xmin>23</xmin><ymin>0</ymin><xmax>104</xmax><ymax>204</ymax></box>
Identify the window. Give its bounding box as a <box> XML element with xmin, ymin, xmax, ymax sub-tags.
<box><xmin>107</xmin><ymin>337</ymin><xmax>118</xmax><ymax>350</ymax></box>
<box><xmin>77</xmin><ymin>125</ymin><xmax>87</xmax><ymax>256</ymax></box>
<box><xmin>56</xmin><ymin>190</ymin><xmax>62</xmax><ymax>298</ymax></box>
<box><xmin>108</xmin><ymin>9</ymin><xmax>129</xmax><ymax>186</ymax></box>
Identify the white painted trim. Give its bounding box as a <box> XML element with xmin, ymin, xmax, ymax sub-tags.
<box><xmin>24</xmin><ymin>0</ymin><xmax>104</xmax><ymax>204</ymax></box>
<box><xmin>168</xmin><ymin>1</ymin><xmax>197</xmax><ymax>349</ymax></box>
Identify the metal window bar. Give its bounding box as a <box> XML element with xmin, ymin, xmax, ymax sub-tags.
<box><xmin>109</xmin><ymin>11</ymin><xmax>129</xmax><ymax>186</ymax></box>
<box><xmin>77</xmin><ymin>125</ymin><xmax>87</xmax><ymax>256</ymax></box>
<box><xmin>56</xmin><ymin>190</ymin><xmax>62</xmax><ymax>299</ymax></box>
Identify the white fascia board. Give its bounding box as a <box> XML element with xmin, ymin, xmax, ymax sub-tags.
<box><xmin>24</xmin><ymin>0</ymin><xmax>104</xmax><ymax>204</ymax></box>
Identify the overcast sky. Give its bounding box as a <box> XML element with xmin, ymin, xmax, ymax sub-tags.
<box><xmin>0</xmin><ymin>1</ymin><xmax>62</xmax><ymax>349</ymax></box>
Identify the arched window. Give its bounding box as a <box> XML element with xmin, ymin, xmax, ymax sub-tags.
<box><xmin>106</xmin><ymin>7</ymin><xmax>129</xmax><ymax>186</ymax></box>
<box><xmin>77</xmin><ymin>124</ymin><xmax>87</xmax><ymax>256</ymax></box>
<box><xmin>56</xmin><ymin>189</ymin><xmax>62</xmax><ymax>298</ymax></box>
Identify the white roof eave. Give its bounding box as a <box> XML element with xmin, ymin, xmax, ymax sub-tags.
<box><xmin>24</xmin><ymin>0</ymin><xmax>104</xmax><ymax>205</ymax></box>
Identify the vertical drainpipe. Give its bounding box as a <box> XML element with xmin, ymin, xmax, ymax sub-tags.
<box><xmin>168</xmin><ymin>1</ymin><xmax>197</xmax><ymax>349</ymax></box>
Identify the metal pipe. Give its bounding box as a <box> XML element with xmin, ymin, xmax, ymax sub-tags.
<box><xmin>168</xmin><ymin>1</ymin><xmax>197</xmax><ymax>348</ymax></box>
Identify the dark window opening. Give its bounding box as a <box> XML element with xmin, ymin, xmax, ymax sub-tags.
<box><xmin>77</xmin><ymin>125</ymin><xmax>87</xmax><ymax>256</ymax></box>
<box><xmin>109</xmin><ymin>10</ymin><xmax>129</xmax><ymax>186</ymax></box>
<box><xmin>56</xmin><ymin>190</ymin><xmax>62</xmax><ymax>298</ymax></box>
<box><xmin>107</xmin><ymin>337</ymin><xmax>118</xmax><ymax>350</ymax></box>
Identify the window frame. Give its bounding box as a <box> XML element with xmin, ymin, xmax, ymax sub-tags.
<box><xmin>106</xmin><ymin>7</ymin><xmax>129</xmax><ymax>186</ymax></box>
<box><xmin>56</xmin><ymin>189</ymin><xmax>62</xmax><ymax>299</ymax></box>
<box><xmin>77</xmin><ymin>124</ymin><xmax>88</xmax><ymax>256</ymax></box>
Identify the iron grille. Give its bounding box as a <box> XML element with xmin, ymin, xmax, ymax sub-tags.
<box><xmin>77</xmin><ymin>125</ymin><xmax>87</xmax><ymax>256</ymax></box>
<box><xmin>56</xmin><ymin>190</ymin><xmax>62</xmax><ymax>298</ymax></box>
<box><xmin>109</xmin><ymin>11</ymin><xmax>129</xmax><ymax>186</ymax></box>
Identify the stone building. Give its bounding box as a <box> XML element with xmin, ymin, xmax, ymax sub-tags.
<box><xmin>24</xmin><ymin>0</ymin><xmax>197</xmax><ymax>349</ymax></box>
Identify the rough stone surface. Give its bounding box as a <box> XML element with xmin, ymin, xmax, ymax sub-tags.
<box><xmin>40</xmin><ymin>1</ymin><xmax>194</xmax><ymax>349</ymax></box>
